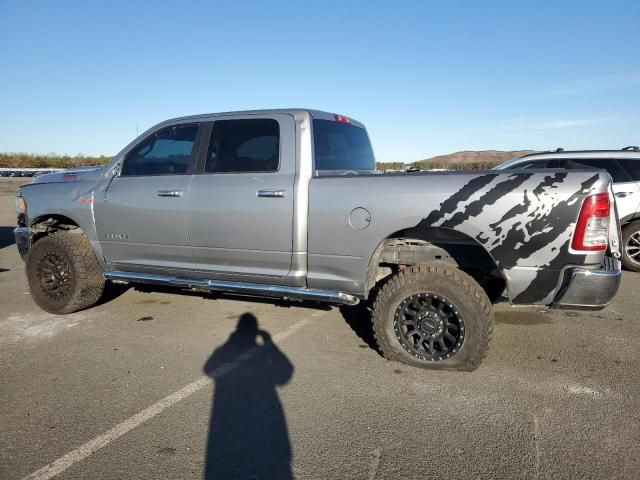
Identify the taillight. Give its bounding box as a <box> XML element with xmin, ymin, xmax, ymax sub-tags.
<box><xmin>334</xmin><ymin>114</ymin><xmax>350</xmax><ymax>123</ymax></box>
<box><xmin>572</xmin><ymin>193</ymin><xmax>610</xmax><ymax>251</ymax></box>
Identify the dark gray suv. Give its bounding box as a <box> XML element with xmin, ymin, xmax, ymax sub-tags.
<box><xmin>495</xmin><ymin>147</ymin><xmax>640</xmax><ymax>271</ymax></box>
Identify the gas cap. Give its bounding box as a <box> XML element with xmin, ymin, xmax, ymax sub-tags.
<box><xmin>349</xmin><ymin>207</ymin><xmax>371</xmax><ymax>230</ymax></box>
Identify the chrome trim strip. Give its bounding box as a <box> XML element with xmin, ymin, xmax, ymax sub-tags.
<box><xmin>104</xmin><ymin>271</ymin><xmax>360</xmax><ymax>305</ymax></box>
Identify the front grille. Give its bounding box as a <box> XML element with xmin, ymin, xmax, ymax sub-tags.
<box><xmin>17</xmin><ymin>213</ymin><xmax>26</xmax><ymax>227</ymax></box>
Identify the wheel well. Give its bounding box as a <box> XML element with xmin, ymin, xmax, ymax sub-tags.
<box><xmin>622</xmin><ymin>218</ymin><xmax>640</xmax><ymax>231</ymax></box>
<box><xmin>366</xmin><ymin>227</ymin><xmax>506</xmax><ymax>303</ymax></box>
<box><xmin>31</xmin><ymin>215</ymin><xmax>82</xmax><ymax>243</ymax></box>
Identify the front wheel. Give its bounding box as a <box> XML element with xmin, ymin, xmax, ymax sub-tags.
<box><xmin>26</xmin><ymin>231</ymin><xmax>105</xmax><ymax>314</ymax></box>
<box><xmin>372</xmin><ymin>263</ymin><xmax>492</xmax><ymax>371</ymax></box>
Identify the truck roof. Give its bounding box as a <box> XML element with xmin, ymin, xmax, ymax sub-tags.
<box><xmin>156</xmin><ymin>109</ymin><xmax>367</xmax><ymax>130</ymax></box>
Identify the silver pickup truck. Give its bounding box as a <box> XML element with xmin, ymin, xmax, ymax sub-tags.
<box><xmin>13</xmin><ymin>109</ymin><xmax>622</xmax><ymax>370</ymax></box>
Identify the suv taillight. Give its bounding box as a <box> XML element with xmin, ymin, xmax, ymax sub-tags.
<box><xmin>572</xmin><ymin>193</ymin><xmax>610</xmax><ymax>251</ymax></box>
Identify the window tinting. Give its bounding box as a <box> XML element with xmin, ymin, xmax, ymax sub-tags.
<box><xmin>618</xmin><ymin>159</ymin><xmax>640</xmax><ymax>182</ymax></box>
<box><xmin>313</xmin><ymin>120</ymin><xmax>375</xmax><ymax>171</ymax></box>
<box><xmin>205</xmin><ymin>119</ymin><xmax>279</xmax><ymax>173</ymax></box>
<box><xmin>122</xmin><ymin>125</ymin><xmax>198</xmax><ymax>176</ymax></box>
<box><xmin>557</xmin><ymin>158</ymin><xmax>631</xmax><ymax>183</ymax></box>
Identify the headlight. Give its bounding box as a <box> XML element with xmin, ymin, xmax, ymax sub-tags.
<box><xmin>15</xmin><ymin>196</ymin><xmax>27</xmax><ymax>215</ymax></box>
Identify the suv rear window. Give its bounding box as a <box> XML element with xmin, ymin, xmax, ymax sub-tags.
<box><xmin>618</xmin><ymin>159</ymin><xmax>640</xmax><ymax>182</ymax></box>
<box><xmin>512</xmin><ymin>159</ymin><xmax>558</xmax><ymax>169</ymax></box>
<box><xmin>557</xmin><ymin>158</ymin><xmax>632</xmax><ymax>183</ymax></box>
<box><xmin>313</xmin><ymin>120</ymin><xmax>375</xmax><ymax>172</ymax></box>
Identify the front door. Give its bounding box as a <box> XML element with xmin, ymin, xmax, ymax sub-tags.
<box><xmin>188</xmin><ymin>114</ymin><xmax>296</xmax><ymax>280</ymax></box>
<box><xmin>95</xmin><ymin>123</ymin><xmax>202</xmax><ymax>271</ymax></box>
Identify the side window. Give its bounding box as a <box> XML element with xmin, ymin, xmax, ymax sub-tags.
<box><xmin>618</xmin><ymin>159</ymin><xmax>640</xmax><ymax>182</ymax></box>
<box><xmin>121</xmin><ymin>124</ymin><xmax>199</xmax><ymax>176</ymax></box>
<box><xmin>205</xmin><ymin>119</ymin><xmax>279</xmax><ymax>173</ymax></box>
<box><xmin>515</xmin><ymin>159</ymin><xmax>558</xmax><ymax>169</ymax></box>
<box><xmin>557</xmin><ymin>158</ymin><xmax>631</xmax><ymax>183</ymax></box>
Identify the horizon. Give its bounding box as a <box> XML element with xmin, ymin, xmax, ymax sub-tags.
<box><xmin>1</xmin><ymin>1</ymin><xmax>638</xmax><ymax>162</ymax></box>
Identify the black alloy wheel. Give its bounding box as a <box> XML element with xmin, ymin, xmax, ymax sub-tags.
<box><xmin>394</xmin><ymin>293</ymin><xmax>464</xmax><ymax>361</ymax></box>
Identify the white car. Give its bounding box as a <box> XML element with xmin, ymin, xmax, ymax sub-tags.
<box><xmin>495</xmin><ymin>147</ymin><xmax>640</xmax><ymax>271</ymax></box>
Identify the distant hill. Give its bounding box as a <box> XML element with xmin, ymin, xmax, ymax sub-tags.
<box><xmin>377</xmin><ymin>150</ymin><xmax>536</xmax><ymax>171</ymax></box>
<box><xmin>413</xmin><ymin>150</ymin><xmax>535</xmax><ymax>170</ymax></box>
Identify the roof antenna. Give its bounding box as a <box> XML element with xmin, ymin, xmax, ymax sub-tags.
<box><xmin>555</xmin><ymin>148</ymin><xmax>564</xmax><ymax>153</ymax></box>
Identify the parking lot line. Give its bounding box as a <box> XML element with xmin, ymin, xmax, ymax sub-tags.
<box><xmin>21</xmin><ymin>312</ymin><xmax>321</xmax><ymax>480</ymax></box>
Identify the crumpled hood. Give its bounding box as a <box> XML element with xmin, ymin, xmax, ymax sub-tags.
<box><xmin>31</xmin><ymin>165</ymin><xmax>106</xmax><ymax>184</ymax></box>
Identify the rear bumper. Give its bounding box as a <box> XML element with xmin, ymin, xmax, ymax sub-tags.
<box><xmin>14</xmin><ymin>227</ymin><xmax>32</xmax><ymax>259</ymax></box>
<box><xmin>551</xmin><ymin>257</ymin><xmax>621</xmax><ymax>310</ymax></box>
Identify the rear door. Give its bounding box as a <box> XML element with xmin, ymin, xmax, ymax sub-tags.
<box><xmin>558</xmin><ymin>158</ymin><xmax>640</xmax><ymax>222</ymax></box>
<box><xmin>617</xmin><ymin>159</ymin><xmax>640</xmax><ymax>222</ymax></box>
<box><xmin>187</xmin><ymin>114</ymin><xmax>296</xmax><ymax>279</ymax></box>
<box><xmin>95</xmin><ymin>123</ymin><xmax>202</xmax><ymax>270</ymax></box>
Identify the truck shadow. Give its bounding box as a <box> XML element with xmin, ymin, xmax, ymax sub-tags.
<box><xmin>339</xmin><ymin>303</ymin><xmax>382</xmax><ymax>356</ymax></box>
<box><xmin>0</xmin><ymin>226</ymin><xmax>15</xmax><ymax>249</ymax></box>
<box><xmin>203</xmin><ymin>313</ymin><xmax>294</xmax><ymax>479</ymax></box>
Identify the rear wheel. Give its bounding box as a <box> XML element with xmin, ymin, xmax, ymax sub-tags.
<box><xmin>372</xmin><ymin>263</ymin><xmax>492</xmax><ymax>371</ymax></box>
<box><xmin>26</xmin><ymin>231</ymin><xmax>105</xmax><ymax>314</ymax></box>
<box><xmin>622</xmin><ymin>222</ymin><xmax>640</xmax><ymax>272</ymax></box>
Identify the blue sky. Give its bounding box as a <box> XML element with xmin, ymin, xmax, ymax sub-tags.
<box><xmin>1</xmin><ymin>0</ymin><xmax>638</xmax><ymax>162</ymax></box>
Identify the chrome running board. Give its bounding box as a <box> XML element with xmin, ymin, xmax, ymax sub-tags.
<box><xmin>104</xmin><ymin>271</ymin><xmax>360</xmax><ymax>306</ymax></box>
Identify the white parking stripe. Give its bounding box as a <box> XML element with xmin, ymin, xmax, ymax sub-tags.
<box><xmin>22</xmin><ymin>312</ymin><xmax>321</xmax><ymax>480</ymax></box>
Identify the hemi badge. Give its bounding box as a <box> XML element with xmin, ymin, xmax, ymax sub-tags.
<box><xmin>79</xmin><ymin>197</ymin><xmax>93</xmax><ymax>204</ymax></box>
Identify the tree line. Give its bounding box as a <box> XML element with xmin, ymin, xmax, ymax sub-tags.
<box><xmin>0</xmin><ymin>153</ymin><xmax>111</xmax><ymax>169</ymax></box>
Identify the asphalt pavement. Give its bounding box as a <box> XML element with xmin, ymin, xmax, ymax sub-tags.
<box><xmin>1</xmin><ymin>178</ymin><xmax>638</xmax><ymax>479</ymax></box>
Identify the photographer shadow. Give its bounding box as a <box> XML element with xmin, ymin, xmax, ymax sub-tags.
<box><xmin>203</xmin><ymin>313</ymin><xmax>294</xmax><ymax>480</ymax></box>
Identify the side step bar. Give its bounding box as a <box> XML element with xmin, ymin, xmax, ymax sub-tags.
<box><xmin>104</xmin><ymin>271</ymin><xmax>360</xmax><ymax>306</ymax></box>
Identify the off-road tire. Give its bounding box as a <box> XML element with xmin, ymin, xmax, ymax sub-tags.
<box><xmin>621</xmin><ymin>222</ymin><xmax>640</xmax><ymax>272</ymax></box>
<box><xmin>372</xmin><ymin>262</ymin><xmax>492</xmax><ymax>371</ymax></box>
<box><xmin>26</xmin><ymin>231</ymin><xmax>105</xmax><ymax>314</ymax></box>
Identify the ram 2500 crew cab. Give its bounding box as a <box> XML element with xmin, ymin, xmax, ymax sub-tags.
<box><xmin>14</xmin><ymin>109</ymin><xmax>622</xmax><ymax>370</ymax></box>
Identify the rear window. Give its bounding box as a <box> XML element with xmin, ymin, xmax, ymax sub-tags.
<box><xmin>313</xmin><ymin>120</ymin><xmax>375</xmax><ymax>172</ymax></box>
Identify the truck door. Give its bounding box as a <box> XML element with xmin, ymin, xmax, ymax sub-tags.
<box><xmin>95</xmin><ymin>123</ymin><xmax>202</xmax><ymax>270</ymax></box>
<box><xmin>187</xmin><ymin>114</ymin><xmax>296</xmax><ymax>280</ymax></box>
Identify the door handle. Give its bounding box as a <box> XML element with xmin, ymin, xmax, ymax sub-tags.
<box><xmin>257</xmin><ymin>189</ymin><xmax>285</xmax><ymax>198</ymax></box>
<box><xmin>615</xmin><ymin>192</ymin><xmax>635</xmax><ymax>198</ymax></box>
<box><xmin>157</xmin><ymin>190</ymin><xmax>183</xmax><ymax>197</ymax></box>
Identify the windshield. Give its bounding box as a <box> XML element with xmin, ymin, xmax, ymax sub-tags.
<box><xmin>313</xmin><ymin>119</ymin><xmax>376</xmax><ymax>172</ymax></box>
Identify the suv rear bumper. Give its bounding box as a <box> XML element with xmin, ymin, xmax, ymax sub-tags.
<box><xmin>552</xmin><ymin>257</ymin><xmax>621</xmax><ymax>310</ymax></box>
<box><xmin>14</xmin><ymin>227</ymin><xmax>31</xmax><ymax>259</ymax></box>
